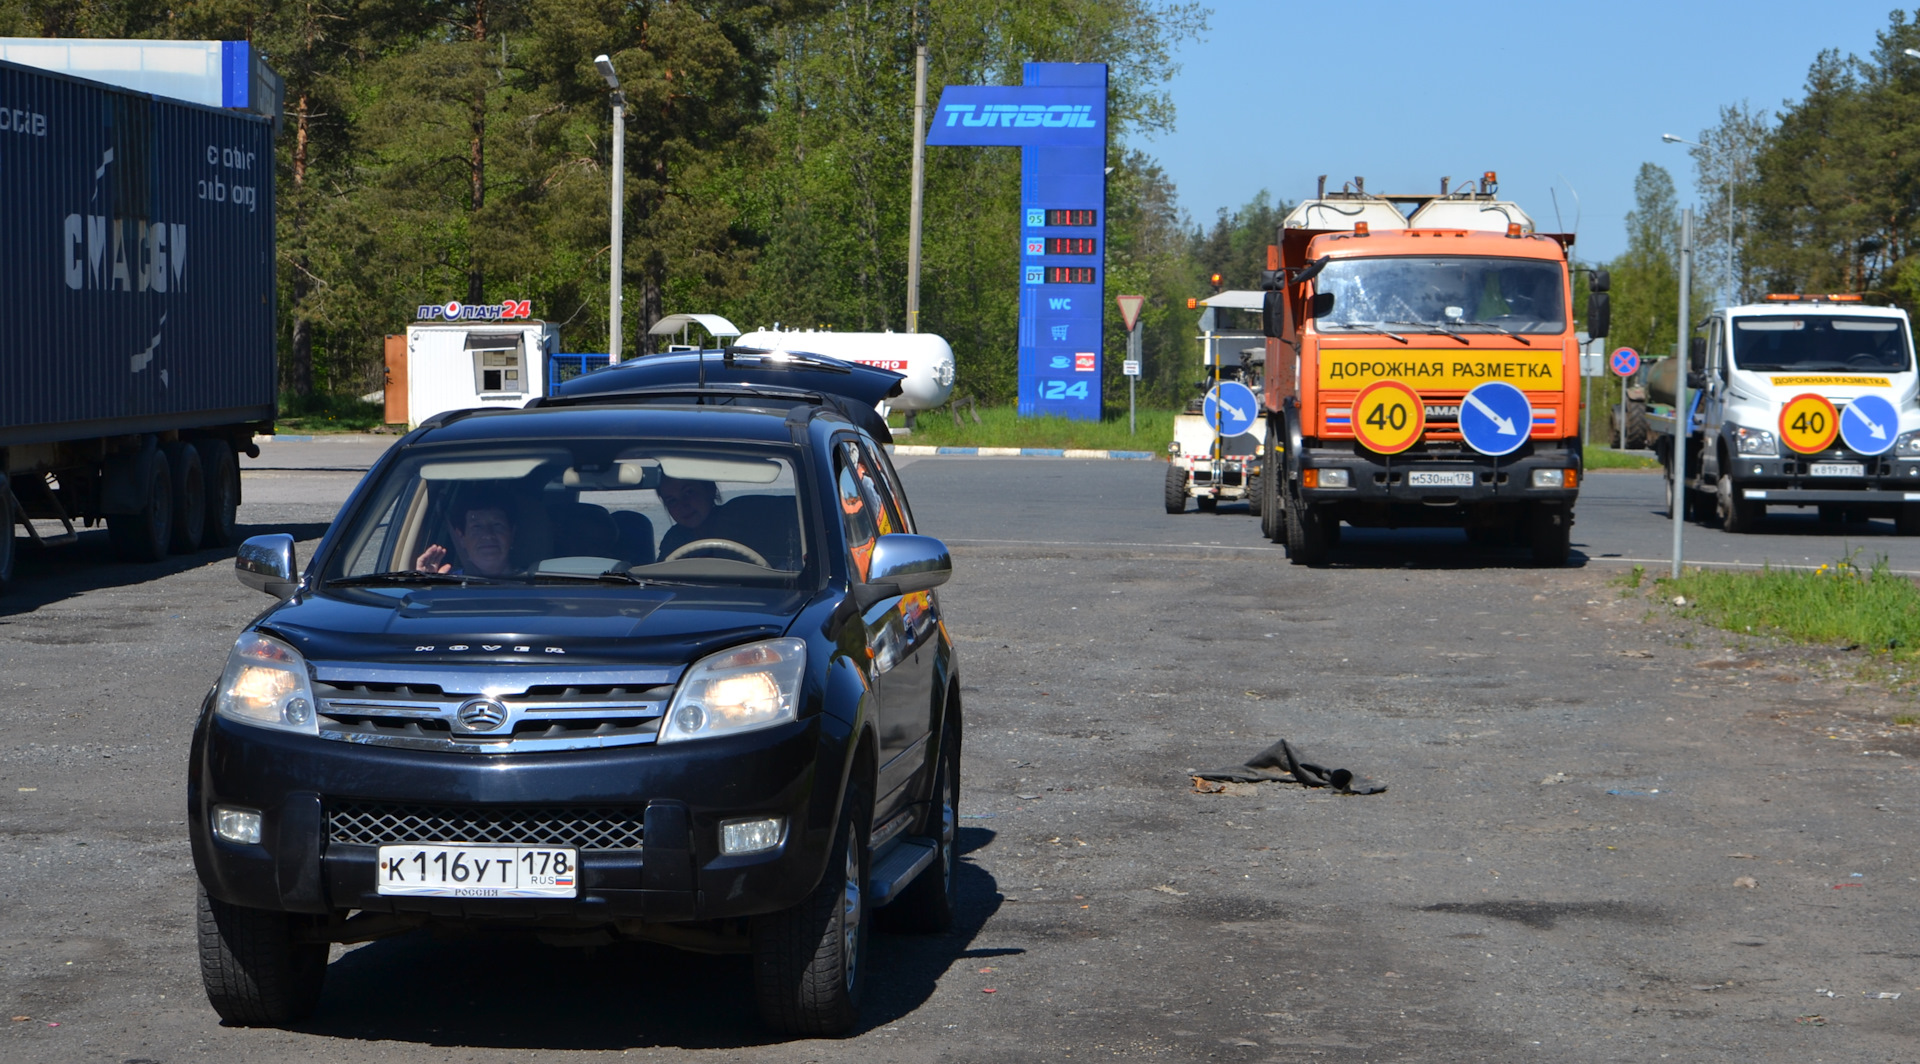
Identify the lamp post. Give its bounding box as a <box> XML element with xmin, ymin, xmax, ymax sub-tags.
<box><xmin>595</xmin><ymin>54</ymin><xmax>626</xmax><ymax>363</ymax></box>
<box><xmin>1662</xmin><ymin>133</ymin><xmax>1737</xmax><ymax>305</ymax></box>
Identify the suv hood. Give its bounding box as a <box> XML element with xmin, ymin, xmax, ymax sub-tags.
<box><xmin>259</xmin><ymin>585</ymin><xmax>803</xmax><ymax>666</ymax></box>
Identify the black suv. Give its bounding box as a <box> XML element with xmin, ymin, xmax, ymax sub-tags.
<box><xmin>189</xmin><ymin>354</ymin><xmax>960</xmax><ymax>1035</ymax></box>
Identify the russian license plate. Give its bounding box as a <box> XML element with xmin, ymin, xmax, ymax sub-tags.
<box><xmin>1809</xmin><ymin>462</ymin><xmax>1865</xmax><ymax>477</ymax></box>
<box><xmin>1408</xmin><ymin>470</ymin><xmax>1475</xmax><ymax>487</ymax></box>
<box><xmin>376</xmin><ymin>844</ymin><xmax>578</xmax><ymax>898</ymax></box>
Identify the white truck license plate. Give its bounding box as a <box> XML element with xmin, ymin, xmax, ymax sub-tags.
<box><xmin>1809</xmin><ymin>462</ymin><xmax>1864</xmax><ymax>477</ymax></box>
<box><xmin>1408</xmin><ymin>471</ymin><xmax>1474</xmax><ymax>487</ymax></box>
<box><xmin>376</xmin><ymin>844</ymin><xmax>578</xmax><ymax>898</ymax></box>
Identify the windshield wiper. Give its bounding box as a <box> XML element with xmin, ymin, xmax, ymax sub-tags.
<box><xmin>1386</xmin><ymin>320</ymin><xmax>1470</xmax><ymax>345</ymax></box>
<box><xmin>327</xmin><ymin>570</ymin><xmax>499</xmax><ymax>587</ymax></box>
<box><xmin>1322</xmin><ymin>322</ymin><xmax>1407</xmax><ymax>344</ymax></box>
<box><xmin>1448</xmin><ymin>322</ymin><xmax>1532</xmax><ymax>345</ymax></box>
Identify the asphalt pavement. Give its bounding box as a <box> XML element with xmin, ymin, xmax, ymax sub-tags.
<box><xmin>2</xmin><ymin>439</ymin><xmax>1916</xmax><ymax>1062</ymax></box>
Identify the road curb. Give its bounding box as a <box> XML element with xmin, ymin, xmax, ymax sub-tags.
<box><xmin>891</xmin><ymin>445</ymin><xmax>1159</xmax><ymax>460</ymax></box>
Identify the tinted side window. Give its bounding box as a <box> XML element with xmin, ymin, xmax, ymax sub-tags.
<box><xmin>835</xmin><ymin>443</ymin><xmax>881</xmax><ymax>581</ymax></box>
<box><xmin>852</xmin><ymin>439</ymin><xmax>908</xmax><ymax>535</ymax></box>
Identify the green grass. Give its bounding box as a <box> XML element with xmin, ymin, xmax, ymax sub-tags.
<box><xmin>1585</xmin><ymin>446</ymin><xmax>1659</xmax><ymax>470</ymax></box>
<box><xmin>275</xmin><ymin>392</ymin><xmax>387</xmax><ymax>434</ymax></box>
<box><xmin>1657</xmin><ymin>555</ymin><xmax>1920</xmax><ymax>657</ymax></box>
<box><xmin>892</xmin><ymin>405</ymin><xmax>1178</xmax><ymax>451</ymax></box>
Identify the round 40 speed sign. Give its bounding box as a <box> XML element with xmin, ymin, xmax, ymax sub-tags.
<box><xmin>1351</xmin><ymin>379</ymin><xmax>1425</xmax><ymax>454</ymax></box>
<box><xmin>1778</xmin><ymin>393</ymin><xmax>1839</xmax><ymax>454</ymax></box>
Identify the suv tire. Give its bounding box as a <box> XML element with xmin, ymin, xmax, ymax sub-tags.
<box><xmin>1162</xmin><ymin>463</ymin><xmax>1185</xmax><ymax>514</ymax></box>
<box><xmin>196</xmin><ymin>886</ymin><xmax>328</xmax><ymax>1026</ymax></box>
<box><xmin>753</xmin><ymin>778</ymin><xmax>870</xmax><ymax>1035</ymax></box>
<box><xmin>879</xmin><ymin>720</ymin><xmax>960</xmax><ymax>933</ymax></box>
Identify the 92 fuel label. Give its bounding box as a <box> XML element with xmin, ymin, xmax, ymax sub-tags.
<box><xmin>1351</xmin><ymin>379</ymin><xmax>1425</xmax><ymax>454</ymax></box>
<box><xmin>1779</xmin><ymin>393</ymin><xmax>1839</xmax><ymax>454</ymax></box>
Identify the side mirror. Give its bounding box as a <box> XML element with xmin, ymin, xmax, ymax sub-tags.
<box><xmin>1586</xmin><ymin>291</ymin><xmax>1611</xmax><ymax>338</ymax></box>
<box><xmin>1262</xmin><ymin>290</ymin><xmax>1285</xmax><ymax>338</ymax></box>
<box><xmin>1689</xmin><ymin>335</ymin><xmax>1707</xmax><ymax>373</ymax></box>
<box><xmin>236</xmin><ymin>533</ymin><xmax>298</xmax><ymax>599</ymax></box>
<box><xmin>1589</xmin><ymin>268</ymin><xmax>1610</xmax><ymax>294</ymax></box>
<box><xmin>1308</xmin><ymin>291</ymin><xmax>1335</xmax><ymax>319</ymax></box>
<box><xmin>855</xmin><ymin>533</ymin><xmax>951</xmax><ymax>608</ymax></box>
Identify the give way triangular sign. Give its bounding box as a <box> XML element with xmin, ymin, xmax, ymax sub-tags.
<box><xmin>1116</xmin><ymin>294</ymin><xmax>1145</xmax><ymax>332</ymax></box>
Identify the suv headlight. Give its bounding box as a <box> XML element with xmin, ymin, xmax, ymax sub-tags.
<box><xmin>659</xmin><ymin>638</ymin><xmax>807</xmax><ymax>743</ymax></box>
<box><xmin>215</xmin><ymin>631</ymin><xmax>319</xmax><ymax>735</ymax></box>
<box><xmin>1732</xmin><ymin>424</ymin><xmax>1777</xmax><ymax>456</ymax></box>
<box><xmin>1897</xmin><ymin>430</ymin><xmax>1920</xmax><ymax>456</ymax></box>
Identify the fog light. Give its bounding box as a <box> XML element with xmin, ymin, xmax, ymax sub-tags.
<box><xmin>1531</xmin><ymin>469</ymin><xmax>1566</xmax><ymax>488</ymax></box>
<box><xmin>214</xmin><ymin>806</ymin><xmax>262</xmax><ymax>845</ymax></box>
<box><xmin>1318</xmin><ymin>468</ymin><xmax>1350</xmax><ymax>488</ymax></box>
<box><xmin>1753</xmin><ymin>464</ymin><xmax>1764</xmax><ymax>475</ymax></box>
<box><xmin>720</xmin><ymin>816</ymin><xmax>787</xmax><ymax>855</ymax></box>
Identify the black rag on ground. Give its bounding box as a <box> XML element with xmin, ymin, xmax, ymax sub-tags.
<box><xmin>1192</xmin><ymin>738</ymin><xmax>1387</xmax><ymax>795</ymax></box>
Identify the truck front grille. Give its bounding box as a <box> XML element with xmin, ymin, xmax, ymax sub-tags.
<box><xmin>328</xmin><ymin>801</ymin><xmax>646</xmax><ymax>851</ymax></box>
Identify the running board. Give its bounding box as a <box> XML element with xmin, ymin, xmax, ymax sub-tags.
<box><xmin>869</xmin><ymin>836</ymin><xmax>937</xmax><ymax>907</ymax></box>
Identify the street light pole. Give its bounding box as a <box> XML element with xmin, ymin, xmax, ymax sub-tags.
<box><xmin>906</xmin><ymin>46</ymin><xmax>928</xmax><ymax>333</ymax></box>
<box><xmin>595</xmin><ymin>54</ymin><xmax>626</xmax><ymax>363</ymax></box>
<box><xmin>1671</xmin><ymin>209</ymin><xmax>1692</xmax><ymax>580</ymax></box>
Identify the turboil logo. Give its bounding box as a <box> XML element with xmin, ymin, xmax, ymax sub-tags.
<box><xmin>939</xmin><ymin>104</ymin><xmax>1097</xmax><ymax>129</ymax></box>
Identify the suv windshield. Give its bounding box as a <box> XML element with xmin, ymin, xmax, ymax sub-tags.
<box><xmin>1730</xmin><ymin>315</ymin><xmax>1914</xmax><ymax>372</ymax></box>
<box><xmin>322</xmin><ymin>441</ymin><xmax>813</xmax><ymax>589</ymax></box>
<box><xmin>1314</xmin><ymin>256</ymin><xmax>1565</xmax><ymax>334</ymax></box>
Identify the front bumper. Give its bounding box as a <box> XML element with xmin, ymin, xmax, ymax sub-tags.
<box><xmin>1296</xmin><ymin>441</ymin><xmax>1579</xmax><ymax>513</ymax></box>
<box><xmin>188</xmin><ymin>706</ymin><xmax>850</xmax><ymax>925</ymax></box>
<box><xmin>1724</xmin><ymin>454</ymin><xmax>1920</xmax><ymax>508</ymax></box>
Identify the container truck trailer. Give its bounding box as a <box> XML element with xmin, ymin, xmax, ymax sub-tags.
<box><xmin>0</xmin><ymin>56</ymin><xmax>278</xmax><ymax>588</ymax></box>
<box><xmin>1255</xmin><ymin>174</ymin><xmax>1608</xmax><ymax>565</ymax></box>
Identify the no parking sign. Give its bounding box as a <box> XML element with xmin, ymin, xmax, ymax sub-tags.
<box><xmin>1609</xmin><ymin>347</ymin><xmax>1640</xmax><ymax>378</ymax></box>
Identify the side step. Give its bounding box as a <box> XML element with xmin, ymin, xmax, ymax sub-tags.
<box><xmin>868</xmin><ymin>836</ymin><xmax>937</xmax><ymax>908</ymax></box>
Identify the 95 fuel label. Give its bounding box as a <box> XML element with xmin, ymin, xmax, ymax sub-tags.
<box><xmin>1351</xmin><ymin>379</ymin><xmax>1425</xmax><ymax>454</ymax></box>
<box><xmin>1779</xmin><ymin>393</ymin><xmax>1839</xmax><ymax>454</ymax></box>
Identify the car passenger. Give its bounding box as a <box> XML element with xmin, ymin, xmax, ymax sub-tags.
<box><xmin>414</xmin><ymin>502</ymin><xmax>518</xmax><ymax>576</ymax></box>
<box><xmin>655</xmin><ymin>475</ymin><xmax>796</xmax><ymax>566</ymax></box>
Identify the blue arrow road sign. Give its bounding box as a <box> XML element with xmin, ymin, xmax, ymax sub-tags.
<box><xmin>1458</xmin><ymin>381</ymin><xmax>1534</xmax><ymax>457</ymax></box>
<box><xmin>1203</xmin><ymin>381</ymin><xmax>1259</xmax><ymax>438</ymax></box>
<box><xmin>1841</xmin><ymin>393</ymin><xmax>1898</xmax><ymax>455</ymax></box>
<box><xmin>1610</xmin><ymin>347</ymin><xmax>1640</xmax><ymax>378</ymax></box>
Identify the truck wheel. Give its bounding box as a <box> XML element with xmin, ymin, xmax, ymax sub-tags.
<box><xmin>1259</xmin><ymin>455</ymin><xmax>1285</xmax><ymax>544</ymax></box>
<box><xmin>1162</xmin><ymin>464</ymin><xmax>1186</xmax><ymax>514</ymax></box>
<box><xmin>196</xmin><ymin>439</ymin><xmax>240</xmax><ymax>547</ymax></box>
<box><xmin>1624</xmin><ymin>402</ymin><xmax>1650</xmax><ymax>449</ymax></box>
<box><xmin>1898</xmin><ymin>505</ymin><xmax>1920</xmax><ymax>536</ymax></box>
<box><xmin>108</xmin><ymin>457</ymin><xmax>172</xmax><ymax>562</ymax></box>
<box><xmin>0</xmin><ymin>484</ymin><xmax>15</xmax><ymax>588</ymax></box>
<box><xmin>753</xmin><ymin>778</ymin><xmax>870</xmax><ymax>1035</ymax></box>
<box><xmin>1247</xmin><ymin>470</ymin><xmax>1264</xmax><ymax>518</ymax></box>
<box><xmin>1285</xmin><ymin>501</ymin><xmax>1329</xmax><ymax>566</ymax></box>
<box><xmin>1664</xmin><ymin>469</ymin><xmax>1707</xmax><ymax>522</ymax></box>
<box><xmin>196</xmin><ymin>886</ymin><xmax>328</xmax><ymax>1026</ymax></box>
<box><xmin>1529</xmin><ymin>506</ymin><xmax>1572</xmax><ymax>567</ymax></box>
<box><xmin>164</xmin><ymin>441</ymin><xmax>206</xmax><ymax>554</ymax></box>
<box><xmin>879</xmin><ymin>719</ymin><xmax>959</xmax><ymax>933</ymax></box>
<box><xmin>1718</xmin><ymin>475</ymin><xmax>1758</xmax><ymax>534</ymax></box>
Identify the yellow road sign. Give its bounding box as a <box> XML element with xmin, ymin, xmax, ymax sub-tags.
<box><xmin>1351</xmin><ymin>379</ymin><xmax>1425</xmax><ymax>454</ymax></box>
<box><xmin>1318</xmin><ymin>350</ymin><xmax>1564</xmax><ymax>390</ymax></box>
<box><xmin>1778</xmin><ymin>393</ymin><xmax>1839</xmax><ymax>454</ymax></box>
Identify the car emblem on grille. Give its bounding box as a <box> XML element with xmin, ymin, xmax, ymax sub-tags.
<box><xmin>454</xmin><ymin>697</ymin><xmax>510</xmax><ymax>734</ymax></box>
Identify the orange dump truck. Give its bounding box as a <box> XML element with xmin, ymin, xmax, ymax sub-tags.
<box><xmin>1254</xmin><ymin>174</ymin><xmax>1609</xmax><ymax>565</ymax></box>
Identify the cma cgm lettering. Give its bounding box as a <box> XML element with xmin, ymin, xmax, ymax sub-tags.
<box><xmin>62</xmin><ymin>215</ymin><xmax>187</xmax><ymax>292</ymax></box>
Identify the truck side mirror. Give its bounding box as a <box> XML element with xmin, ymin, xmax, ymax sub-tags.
<box><xmin>1689</xmin><ymin>335</ymin><xmax>1706</xmax><ymax>373</ymax></box>
<box><xmin>1262</xmin><ymin>290</ymin><xmax>1285</xmax><ymax>338</ymax></box>
<box><xmin>1589</xmin><ymin>269</ymin><xmax>1610</xmax><ymax>294</ymax></box>
<box><xmin>1309</xmin><ymin>292</ymin><xmax>1335</xmax><ymax>319</ymax></box>
<box><xmin>1586</xmin><ymin>292</ymin><xmax>1611</xmax><ymax>338</ymax></box>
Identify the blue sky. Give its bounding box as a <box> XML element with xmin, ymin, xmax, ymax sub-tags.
<box><xmin>1144</xmin><ymin>0</ymin><xmax>1907</xmax><ymax>263</ymax></box>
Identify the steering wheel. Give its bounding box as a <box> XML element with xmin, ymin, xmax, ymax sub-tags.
<box><xmin>662</xmin><ymin>538</ymin><xmax>770</xmax><ymax>567</ymax></box>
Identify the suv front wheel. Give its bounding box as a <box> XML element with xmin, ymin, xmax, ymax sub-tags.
<box><xmin>753</xmin><ymin>778</ymin><xmax>871</xmax><ymax>1035</ymax></box>
<box><xmin>196</xmin><ymin>886</ymin><xmax>328</xmax><ymax>1026</ymax></box>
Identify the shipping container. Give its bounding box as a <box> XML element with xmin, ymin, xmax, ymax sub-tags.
<box><xmin>0</xmin><ymin>56</ymin><xmax>277</xmax><ymax>586</ymax></box>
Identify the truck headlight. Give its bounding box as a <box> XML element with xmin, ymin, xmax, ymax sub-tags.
<box><xmin>1896</xmin><ymin>430</ymin><xmax>1920</xmax><ymax>456</ymax></box>
<box><xmin>659</xmin><ymin>638</ymin><xmax>807</xmax><ymax>743</ymax></box>
<box><xmin>215</xmin><ymin>632</ymin><xmax>319</xmax><ymax>735</ymax></box>
<box><xmin>1732</xmin><ymin>424</ymin><xmax>1778</xmax><ymax>456</ymax></box>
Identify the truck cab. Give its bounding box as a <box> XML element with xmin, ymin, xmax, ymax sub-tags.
<box><xmin>1660</xmin><ymin>295</ymin><xmax>1920</xmax><ymax>533</ymax></box>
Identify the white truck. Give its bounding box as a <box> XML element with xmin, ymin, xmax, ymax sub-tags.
<box><xmin>1650</xmin><ymin>295</ymin><xmax>1920</xmax><ymax>534</ymax></box>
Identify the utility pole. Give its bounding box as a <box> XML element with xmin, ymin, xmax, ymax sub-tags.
<box><xmin>905</xmin><ymin>46</ymin><xmax>928</xmax><ymax>333</ymax></box>
<box><xmin>1671</xmin><ymin>209</ymin><xmax>1692</xmax><ymax>579</ymax></box>
<box><xmin>596</xmin><ymin>54</ymin><xmax>626</xmax><ymax>363</ymax></box>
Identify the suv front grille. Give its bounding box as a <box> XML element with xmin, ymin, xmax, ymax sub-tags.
<box><xmin>328</xmin><ymin>801</ymin><xmax>646</xmax><ymax>851</ymax></box>
<box><xmin>309</xmin><ymin>664</ymin><xmax>679</xmax><ymax>753</ymax></box>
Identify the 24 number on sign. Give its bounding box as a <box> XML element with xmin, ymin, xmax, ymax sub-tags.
<box><xmin>1041</xmin><ymin>380</ymin><xmax>1090</xmax><ymax>400</ymax></box>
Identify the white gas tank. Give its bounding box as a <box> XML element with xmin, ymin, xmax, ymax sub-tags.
<box><xmin>735</xmin><ymin>329</ymin><xmax>956</xmax><ymax>411</ymax></box>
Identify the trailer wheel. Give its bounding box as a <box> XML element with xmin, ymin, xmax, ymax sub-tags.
<box><xmin>1717</xmin><ymin>475</ymin><xmax>1758</xmax><ymax>534</ymax></box>
<box><xmin>195</xmin><ymin>440</ymin><xmax>240</xmax><ymax>547</ymax></box>
<box><xmin>163</xmin><ymin>442</ymin><xmax>206</xmax><ymax>554</ymax></box>
<box><xmin>1162</xmin><ymin>464</ymin><xmax>1186</xmax><ymax>514</ymax></box>
<box><xmin>1529</xmin><ymin>506</ymin><xmax>1572</xmax><ymax>567</ymax></box>
<box><xmin>108</xmin><ymin>458</ymin><xmax>173</xmax><ymax>562</ymax></box>
<box><xmin>0</xmin><ymin>483</ymin><xmax>15</xmax><ymax>589</ymax></box>
<box><xmin>1285</xmin><ymin>499</ymin><xmax>1329</xmax><ymax>566</ymax></box>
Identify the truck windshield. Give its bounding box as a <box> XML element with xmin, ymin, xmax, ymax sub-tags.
<box><xmin>1314</xmin><ymin>256</ymin><xmax>1565</xmax><ymax>334</ymax></box>
<box><xmin>1729</xmin><ymin>315</ymin><xmax>1913</xmax><ymax>372</ymax></box>
<box><xmin>321</xmin><ymin>441</ymin><xmax>813</xmax><ymax>589</ymax></box>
